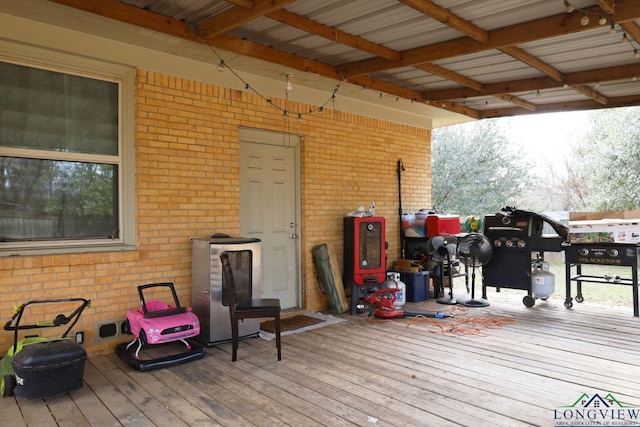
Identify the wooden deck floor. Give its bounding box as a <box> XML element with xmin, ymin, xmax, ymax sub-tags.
<box><xmin>4</xmin><ymin>290</ymin><xmax>640</xmax><ymax>427</ymax></box>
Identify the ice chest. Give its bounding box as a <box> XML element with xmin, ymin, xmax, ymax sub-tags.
<box><xmin>400</xmin><ymin>271</ymin><xmax>430</xmax><ymax>302</ymax></box>
<box><xmin>12</xmin><ymin>339</ymin><xmax>86</xmax><ymax>399</ymax></box>
<box><xmin>426</xmin><ymin>214</ymin><xmax>460</xmax><ymax>237</ymax></box>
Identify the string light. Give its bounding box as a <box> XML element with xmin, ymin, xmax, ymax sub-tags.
<box><xmin>283</xmin><ymin>72</ymin><xmax>293</xmax><ymax>92</ymax></box>
<box><xmin>204</xmin><ymin>1</ymin><xmax>640</xmax><ymax>117</ymax></box>
<box><xmin>580</xmin><ymin>13</ymin><xmax>590</xmax><ymax>26</ymax></box>
<box><xmin>563</xmin><ymin>1</ymin><xmax>608</xmax><ymax>26</ymax></box>
<box><xmin>564</xmin><ymin>1</ymin><xmax>574</xmax><ymax>13</ymax></box>
<box><xmin>562</xmin><ymin>2</ymin><xmax>640</xmax><ymax>61</ymax></box>
<box><xmin>186</xmin><ymin>22</ymin><xmax>340</xmax><ymax>123</ymax></box>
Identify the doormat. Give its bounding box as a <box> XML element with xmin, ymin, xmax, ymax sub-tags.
<box><xmin>259</xmin><ymin>312</ymin><xmax>346</xmax><ymax>341</ymax></box>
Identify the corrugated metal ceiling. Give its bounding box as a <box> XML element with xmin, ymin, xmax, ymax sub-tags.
<box><xmin>59</xmin><ymin>0</ymin><xmax>640</xmax><ymax>119</ymax></box>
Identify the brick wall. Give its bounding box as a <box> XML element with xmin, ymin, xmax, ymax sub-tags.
<box><xmin>0</xmin><ymin>70</ymin><xmax>431</xmax><ymax>356</ymax></box>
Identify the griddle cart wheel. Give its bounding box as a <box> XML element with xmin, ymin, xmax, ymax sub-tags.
<box><xmin>564</xmin><ymin>299</ymin><xmax>573</xmax><ymax>309</ymax></box>
<box><xmin>575</xmin><ymin>295</ymin><xmax>584</xmax><ymax>303</ymax></box>
<box><xmin>523</xmin><ymin>295</ymin><xmax>535</xmax><ymax>308</ymax></box>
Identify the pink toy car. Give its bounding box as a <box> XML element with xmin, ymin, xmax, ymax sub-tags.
<box><xmin>116</xmin><ymin>283</ymin><xmax>205</xmax><ymax>371</ymax></box>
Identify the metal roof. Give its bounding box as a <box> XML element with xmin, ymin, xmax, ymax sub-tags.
<box><xmin>44</xmin><ymin>0</ymin><xmax>640</xmax><ymax>120</ymax></box>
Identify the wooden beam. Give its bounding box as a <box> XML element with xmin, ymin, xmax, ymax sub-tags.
<box><xmin>597</xmin><ymin>0</ymin><xmax>640</xmax><ymax>44</ymax></box>
<box><xmin>480</xmin><ymin>93</ymin><xmax>640</xmax><ymax>118</ymax></box>
<box><xmin>338</xmin><ymin>0</ymin><xmax>640</xmax><ymax>77</ymax></box>
<box><xmin>347</xmin><ymin>74</ymin><xmax>435</xmax><ymax>104</ymax></box>
<box><xmin>495</xmin><ymin>94</ymin><xmax>537</xmax><ymax>111</ymax></box>
<box><xmin>417</xmin><ymin>61</ymin><xmax>536</xmax><ymax>110</ymax></box>
<box><xmin>499</xmin><ymin>46</ymin><xmax>564</xmax><ymax>82</ymax></box>
<box><xmin>226</xmin><ymin>0</ymin><xmax>255</xmax><ymax>8</ymax></box>
<box><xmin>46</xmin><ymin>0</ymin><xmax>640</xmax><ymax>119</ymax></box>
<box><xmin>197</xmin><ymin>0</ymin><xmax>297</xmax><ymax>37</ymax></box>
<box><xmin>49</xmin><ymin>0</ymin><xmax>200</xmax><ymax>41</ymax></box>
<box><xmin>499</xmin><ymin>45</ymin><xmax>610</xmax><ymax>105</ymax></box>
<box><xmin>425</xmin><ymin>63</ymin><xmax>640</xmax><ymax>100</ymax></box>
<box><xmin>265</xmin><ymin>9</ymin><xmax>402</xmax><ymax>61</ymax></box>
<box><xmin>346</xmin><ymin>75</ymin><xmax>480</xmax><ymax>119</ymax></box>
<box><xmin>415</xmin><ymin>63</ymin><xmax>483</xmax><ymax>91</ymax></box>
<box><xmin>565</xmin><ymin>63</ymin><xmax>640</xmax><ymax>85</ymax></box>
<box><xmin>211</xmin><ymin>33</ymin><xmax>339</xmax><ymax>78</ymax></box>
<box><xmin>47</xmin><ymin>0</ymin><xmax>475</xmax><ymax>118</ymax></box>
<box><xmin>48</xmin><ymin>0</ymin><xmax>341</xmax><ymax>80</ymax></box>
<box><xmin>619</xmin><ymin>22</ymin><xmax>640</xmax><ymax>45</ymax></box>
<box><xmin>595</xmin><ymin>0</ymin><xmax>616</xmax><ymax>12</ymax></box>
<box><xmin>398</xmin><ymin>0</ymin><xmax>488</xmax><ymax>42</ymax></box>
<box><xmin>572</xmin><ymin>85</ymin><xmax>608</xmax><ymax>105</ymax></box>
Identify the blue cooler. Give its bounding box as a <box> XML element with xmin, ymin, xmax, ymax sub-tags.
<box><xmin>400</xmin><ymin>271</ymin><xmax>430</xmax><ymax>302</ymax></box>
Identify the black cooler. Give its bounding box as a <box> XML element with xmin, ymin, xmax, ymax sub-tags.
<box><xmin>12</xmin><ymin>339</ymin><xmax>87</xmax><ymax>399</ymax></box>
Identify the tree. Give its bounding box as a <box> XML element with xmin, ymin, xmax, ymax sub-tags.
<box><xmin>431</xmin><ymin>119</ymin><xmax>535</xmax><ymax>218</ymax></box>
<box><xmin>578</xmin><ymin>107</ymin><xmax>640</xmax><ymax>210</ymax></box>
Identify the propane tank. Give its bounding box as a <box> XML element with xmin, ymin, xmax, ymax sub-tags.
<box><xmin>532</xmin><ymin>261</ymin><xmax>555</xmax><ymax>299</ymax></box>
<box><xmin>383</xmin><ymin>272</ymin><xmax>406</xmax><ymax>309</ymax></box>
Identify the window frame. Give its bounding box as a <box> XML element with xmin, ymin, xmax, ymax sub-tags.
<box><xmin>0</xmin><ymin>40</ymin><xmax>136</xmax><ymax>256</ymax></box>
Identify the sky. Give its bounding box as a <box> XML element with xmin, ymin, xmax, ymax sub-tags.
<box><xmin>505</xmin><ymin>110</ymin><xmax>591</xmax><ymax>175</ymax></box>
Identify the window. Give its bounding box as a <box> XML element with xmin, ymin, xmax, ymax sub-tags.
<box><xmin>0</xmin><ymin>44</ymin><xmax>135</xmax><ymax>255</ymax></box>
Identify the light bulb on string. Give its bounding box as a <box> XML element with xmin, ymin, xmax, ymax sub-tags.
<box><xmin>283</xmin><ymin>72</ymin><xmax>293</xmax><ymax>92</ymax></box>
<box><xmin>598</xmin><ymin>15</ymin><xmax>607</xmax><ymax>26</ymax></box>
<box><xmin>199</xmin><ymin>43</ymin><xmax>343</xmax><ymax>122</ymax></box>
<box><xmin>609</xmin><ymin>24</ymin><xmax>617</xmax><ymax>35</ymax></box>
<box><xmin>580</xmin><ymin>13</ymin><xmax>589</xmax><ymax>26</ymax></box>
<box><xmin>621</xmin><ymin>33</ymin><xmax>628</xmax><ymax>43</ymax></box>
<box><xmin>635</xmin><ymin>49</ymin><xmax>640</xmax><ymax>59</ymax></box>
<box><xmin>564</xmin><ymin>1</ymin><xmax>574</xmax><ymax>13</ymax></box>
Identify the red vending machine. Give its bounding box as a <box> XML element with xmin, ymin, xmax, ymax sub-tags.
<box><xmin>343</xmin><ymin>216</ymin><xmax>386</xmax><ymax>314</ymax></box>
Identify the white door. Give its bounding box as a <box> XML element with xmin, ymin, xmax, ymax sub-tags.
<box><xmin>239</xmin><ymin>129</ymin><xmax>299</xmax><ymax>309</ymax></box>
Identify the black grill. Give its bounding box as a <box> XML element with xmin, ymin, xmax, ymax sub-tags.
<box><xmin>482</xmin><ymin>208</ymin><xmax>567</xmax><ymax>300</ymax></box>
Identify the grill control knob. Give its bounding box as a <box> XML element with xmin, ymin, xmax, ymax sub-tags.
<box><xmin>517</xmin><ymin>240</ymin><xmax>526</xmax><ymax>248</ymax></box>
<box><xmin>505</xmin><ymin>240</ymin><xmax>513</xmax><ymax>247</ymax></box>
<box><xmin>493</xmin><ymin>240</ymin><xmax>502</xmax><ymax>247</ymax></box>
<box><xmin>579</xmin><ymin>248</ymin><xmax>589</xmax><ymax>256</ymax></box>
<box><xmin>608</xmin><ymin>248</ymin><xmax>619</xmax><ymax>257</ymax></box>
